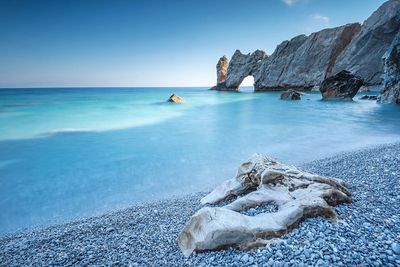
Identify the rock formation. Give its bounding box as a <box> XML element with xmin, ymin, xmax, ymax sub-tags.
<box><xmin>254</xmin><ymin>24</ymin><xmax>361</xmax><ymax>90</ymax></box>
<box><xmin>216</xmin><ymin>56</ymin><xmax>228</xmax><ymax>85</ymax></box>
<box><xmin>332</xmin><ymin>0</ymin><xmax>400</xmax><ymax>85</ymax></box>
<box><xmin>319</xmin><ymin>70</ymin><xmax>363</xmax><ymax>100</ymax></box>
<box><xmin>212</xmin><ymin>50</ymin><xmax>267</xmax><ymax>91</ymax></box>
<box><xmin>378</xmin><ymin>32</ymin><xmax>400</xmax><ymax>104</ymax></box>
<box><xmin>280</xmin><ymin>89</ymin><xmax>302</xmax><ymax>100</ymax></box>
<box><xmin>211</xmin><ymin>0</ymin><xmax>400</xmax><ymax>90</ymax></box>
<box><xmin>177</xmin><ymin>154</ymin><xmax>351</xmax><ymax>256</ymax></box>
<box><xmin>167</xmin><ymin>94</ymin><xmax>185</xmax><ymax>103</ymax></box>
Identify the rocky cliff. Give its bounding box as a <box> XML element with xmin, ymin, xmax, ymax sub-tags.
<box><xmin>212</xmin><ymin>0</ymin><xmax>400</xmax><ymax>91</ymax></box>
<box><xmin>254</xmin><ymin>23</ymin><xmax>360</xmax><ymax>90</ymax></box>
<box><xmin>332</xmin><ymin>0</ymin><xmax>400</xmax><ymax>85</ymax></box>
<box><xmin>378</xmin><ymin>33</ymin><xmax>400</xmax><ymax>104</ymax></box>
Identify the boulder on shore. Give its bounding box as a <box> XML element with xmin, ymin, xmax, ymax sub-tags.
<box><xmin>378</xmin><ymin>32</ymin><xmax>400</xmax><ymax>104</ymax></box>
<box><xmin>280</xmin><ymin>89</ymin><xmax>302</xmax><ymax>100</ymax></box>
<box><xmin>167</xmin><ymin>94</ymin><xmax>185</xmax><ymax>103</ymax></box>
<box><xmin>177</xmin><ymin>154</ymin><xmax>351</xmax><ymax>256</ymax></box>
<box><xmin>319</xmin><ymin>70</ymin><xmax>363</xmax><ymax>100</ymax></box>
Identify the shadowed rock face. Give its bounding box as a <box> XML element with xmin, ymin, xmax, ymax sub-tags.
<box><xmin>378</xmin><ymin>33</ymin><xmax>400</xmax><ymax>104</ymax></box>
<box><xmin>332</xmin><ymin>0</ymin><xmax>400</xmax><ymax>85</ymax></box>
<box><xmin>253</xmin><ymin>34</ymin><xmax>308</xmax><ymax>91</ymax></box>
<box><xmin>212</xmin><ymin>50</ymin><xmax>267</xmax><ymax>91</ymax></box>
<box><xmin>320</xmin><ymin>70</ymin><xmax>364</xmax><ymax>100</ymax></box>
<box><xmin>254</xmin><ymin>24</ymin><xmax>361</xmax><ymax>91</ymax></box>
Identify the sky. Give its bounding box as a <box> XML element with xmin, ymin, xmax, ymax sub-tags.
<box><xmin>0</xmin><ymin>0</ymin><xmax>387</xmax><ymax>88</ymax></box>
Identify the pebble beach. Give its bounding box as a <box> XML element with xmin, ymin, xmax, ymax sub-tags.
<box><xmin>1</xmin><ymin>143</ymin><xmax>400</xmax><ymax>267</ymax></box>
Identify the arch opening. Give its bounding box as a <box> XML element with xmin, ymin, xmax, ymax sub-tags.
<box><xmin>239</xmin><ymin>76</ymin><xmax>255</xmax><ymax>92</ymax></box>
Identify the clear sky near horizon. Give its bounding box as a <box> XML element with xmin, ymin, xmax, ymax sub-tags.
<box><xmin>0</xmin><ymin>0</ymin><xmax>387</xmax><ymax>88</ymax></box>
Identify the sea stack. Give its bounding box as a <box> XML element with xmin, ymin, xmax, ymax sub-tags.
<box><xmin>216</xmin><ymin>56</ymin><xmax>228</xmax><ymax>85</ymax></box>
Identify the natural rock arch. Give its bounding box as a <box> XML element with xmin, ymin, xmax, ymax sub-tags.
<box><xmin>211</xmin><ymin>50</ymin><xmax>267</xmax><ymax>91</ymax></box>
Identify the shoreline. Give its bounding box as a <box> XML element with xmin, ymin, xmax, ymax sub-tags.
<box><xmin>1</xmin><ymin>143</ymin><xmax>400</xmax><ymax>266</ymax></box>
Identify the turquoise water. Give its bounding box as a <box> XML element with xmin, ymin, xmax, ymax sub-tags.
<box><xmin>1</xmin><ymin>87</ymin><xmax>400</xmax><ymax>234</ymax></box>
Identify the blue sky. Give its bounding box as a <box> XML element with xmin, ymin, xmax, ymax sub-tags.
<box><xmin>0</xmin><ymin>0</ymin><xmax>387</xmax><ymax>87</ymax></box>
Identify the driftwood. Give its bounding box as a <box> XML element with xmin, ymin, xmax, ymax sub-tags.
<box><xmin>177</xmin><ymin>154</ymin><xmax>351</xmax><ymax>256</ymax></box>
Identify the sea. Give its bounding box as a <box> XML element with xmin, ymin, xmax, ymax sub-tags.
<box><xmin>1</xmin><ymin>87</ymin><xmax>399</xmax><ymax>234</ymax></box>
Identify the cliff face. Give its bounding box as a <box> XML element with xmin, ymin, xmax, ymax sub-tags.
<box><xmin>254</xmin><ymin>24</ymin><xmax>360</xmax><ymax>90</ymax></box>
<box><xmin>253</xmin><ymin>34</ymin><xmax>308</xmax><ymax>90</ymax></box>
<box><xmin>212</xmin><ymin>50</ymin><xmax>266</xmax><ymax>91</ymax></box>
<box><xmin>378</xmin><ymin>33</ymin><xmax>400</xmax><ymax>104</ymax></box>
<box><xmin>212</xmin><ymin>0</ymin><xmax>400</xmax><ymax>91</ymax></box>
<box><xmin>332</xmin><ymin>0</ymin><xmax>400</xmax><ymax>85</ymax></box>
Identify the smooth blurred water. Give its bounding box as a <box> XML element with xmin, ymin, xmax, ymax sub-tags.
<box><xmin>1</xmin><ymin>87</ymin><xmax>399</xmax><ymax>234</ymax></box>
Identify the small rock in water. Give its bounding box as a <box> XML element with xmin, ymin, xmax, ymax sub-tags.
<box><xmin>167</xmin><ymin>93</ymin><xmax>185</xmax><ymax>103</ymax></box>
<box><xmin>280</xmin><ymin>89</ymin><xmax>302</xmax><ymax>100</ymax></box>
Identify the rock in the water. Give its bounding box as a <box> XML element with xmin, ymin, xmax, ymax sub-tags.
<box><xmin>176</xmin><ymin>154</ymin><xmax>351</xmax><ymax>256</ymax></box>
<box><xmin>332</xmin><ymin>0</ymin><xmax>400</xmax><ymax>85</ymax></box>
<box><xmin>167</xmin><ymin>94</ymin><xmax>185</xmax><ymax>103</ymax></box>
<box><xmin>319</xmin><ymin>70</ymin><xmax>363</xmax><ymax>100</ymax></box>
<box><xmin>378</xmin><ymin>32</ymin><xmax>400</xmax><ymax>104</ymax></box>
<box><xmin>254</xmin><ymin>23</ymin><xmax>360</xmax><ymax>91</ymax></box>
<box><xmin>212</xmin><ymin>50</ymin><xmax>267</xmax><ymax>91</ymax></box>
<box><xmin>359</xmin><ymin>95</ymin><xmax>378</xmax><ymax>100</ymax></box>
<box><xmin>280</xmin><ymin>89</ymin><xmax>302</xmax><ymax>100</ymax></box>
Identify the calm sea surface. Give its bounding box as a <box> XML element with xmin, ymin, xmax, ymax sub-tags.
<box><xmin>1</xmin><ymin>87</ymin><xmax>399</xmax><ymax>234</ymax></box>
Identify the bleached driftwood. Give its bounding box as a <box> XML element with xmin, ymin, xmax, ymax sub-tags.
<box><xmin>177</xmin><ymin>154</ymin><xmax>351</xmax><ymax>257</ymax></box>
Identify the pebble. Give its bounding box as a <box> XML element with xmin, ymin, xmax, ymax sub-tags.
<box><xmin>241</xmin><ymin>254</ymin><xmax>249</xmax><ymax>262</ymax></box>
<box><xmin>391</xmin><ymin>242</ymin><xmax>400</xmax><ymax>254</ymax></box>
